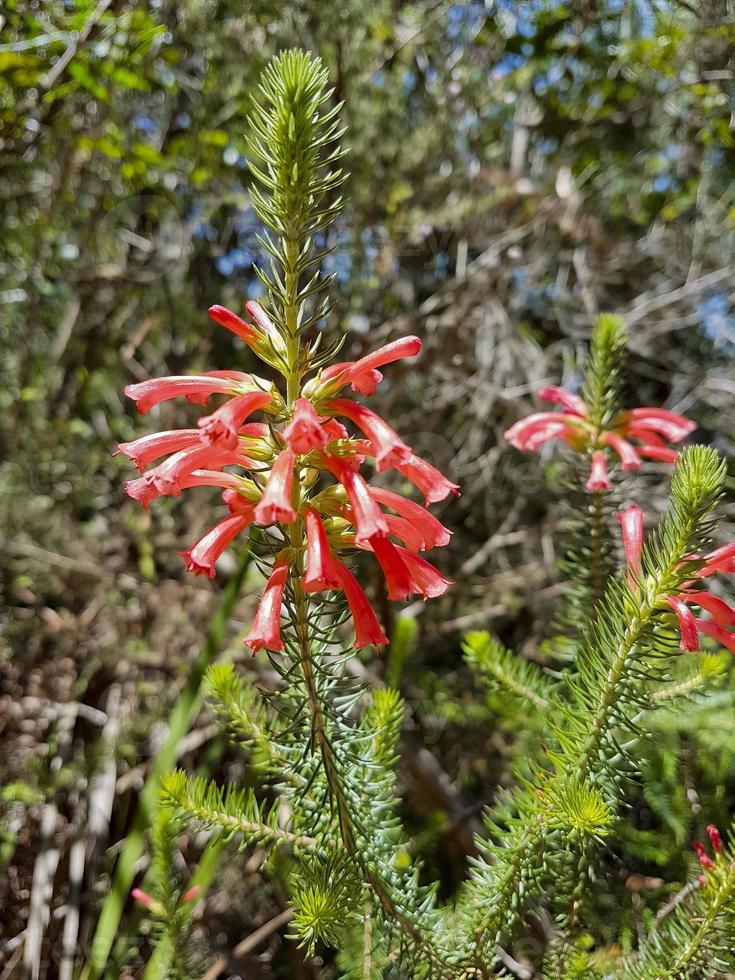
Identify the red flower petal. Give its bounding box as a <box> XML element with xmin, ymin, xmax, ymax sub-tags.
<box><xmin>327</xmin><ymin>399</ymin><xmax>412</xmax><ymax>472</ymax></box>
<box><xmin>394</xmin><ymin>453</ymin><xmax>460</xmax><ymax>505</ymax></box>
<box><xmin>586</xmin><ymin>451</ymin><xmax>611</xmax><ymax>492</ymax></box>
<box><xmin>303</xmin><ymin>508</ymin><xmax>341</xmax><ymax>593</ymax></box>
<box><xmin>254</xmin><ymin>450</ymin><xmax>297</xmax><ymax>525</ymax></box>
<box><xmin>667</xmin><ymin>596</ymin><xmax>699</xmax><ymax>651</ymax></box>
<box><xmin>244</xmin><ymin>561</ymin><xmax>289</xmax><ymax>652</ymax></box>
<box><xmin>181</xmin><ymin>513</ymin><xmax>253</xmax><ymax>579</ymax></box>
<box><xmin>333</xmin><ymin>560</ymin><xmax>388</xmax><ymax>648</ymax></box>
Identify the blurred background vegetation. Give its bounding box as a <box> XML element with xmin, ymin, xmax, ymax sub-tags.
<box><xmin>1</xmin><ymin>1</ymin><xmax>735</xmax><ymax>976</ymax></box>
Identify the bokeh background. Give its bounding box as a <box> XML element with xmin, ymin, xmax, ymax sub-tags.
<box><xmin>2</xmin><ymin>1</ymin><xmax>735</xmax><ymax>976</ymax></box>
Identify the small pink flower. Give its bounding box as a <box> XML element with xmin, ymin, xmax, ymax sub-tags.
<box><xmin>244</xmin><ymin>561</ymin><xmax>289</xmax><ymax>652</ymax></box>
<box><xmin>132</xmin><ymin>888</ymin><xmax>156</xmax><ymax>910</ymax></box>
<box><xmin>327</xmin><ymin>399</ymin><xmax>412</xmax><ymax>472</ymax></box>
<box><xmin>505</xmin><ymin>412</ymin><xmax>580</xmax><ymax>452</ymax></box>
<box><xmin>707</xmin><ymin>824</ymin><xmax>723</xmax><ymax>853</ymax></box>
<box><xmin>284</xmin><ymin>398</ymin><xmax>329</xmax><ymax>454</ymax></box>
<box><xmin>181</xmin><ymin>512</ymin><xmax>254</xmax><ymax>578</ymax></box>
<box><xmin>254</xmin><ymin>450</ymin><xmax>297</xmax><ymax>525</ymax></box>
<box><xmin>621</xmin><ymin>408</ymin><xmax>697</xmax><ymax>444</ymax></box>
<box><xmin>303</xmin><ymin>509</ymin><xmax>341</xmax><ymax>593</ymax></box>
<box><xmin>333</xmin><ymin>560</ymin><xmax>388</xmax><ymax>648</ymax></box>
<box><xmin>538</xmin><ymin>386</ymin><xmax>588</xmax><ymax>416</ymax></box>
<box><xmin>394</xmin><ymin>453</ymin><xmax>460</xmax><ymax>505</ymax></box>
<box><xmin>585</xmin><ymin>451</ymin><xmax>611</xmax><ymax>492</ymax></box>
<box><xmin>198</xmin><ymin>390</ymin><xmax>274</xmax><ymax>450</ymax></box>
<box><xmin>694</xmin><ymin>840</ymin><xmax>715</xmax><ymax>870</ymax></box>
<box><xmin>182</xmin><ymin>884</ymin><xmax>202</xmax><ymax>903</ymax></box>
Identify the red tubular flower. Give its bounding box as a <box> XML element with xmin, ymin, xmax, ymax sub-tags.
<box><xmin>208</xmin><ymin>304</ymin><xmax>263</xmax><ymax>347</ymax></box>
<box><xmin>284</xmin><ymin>398</ymin><xmax>329</xmax><ymax>454</ymax></box>
<box><xmin>668</xmin><ymin>596</ymin><xmax>700</xmax><ymax>651</ymax></box>
<box><xmin>254</xmin><ymin>449</ymin><xmax>297</xmax><ymax>525</ymax></box>
<box><xmin>700</xmin><ymin>542</ymin><xmax>735</xmax><ymax>577</ymax></box>
<box><xmin>128</xmin><ymin>446</ymin><xmax>242</xmax><ymax>501</ymax></box>
<box><xmin>685</xmin><ymin>592</ymin><xmax>735</xmax><ymax>626</ymax></box>
<box><xmin>707</xmin><ymin>824</ymin><xmax>723</xmax><ymax>853</ymax></box>
<box><xmin>181</xmin><ymin>512</ymin><xmax>254</xmax><ymax>578</ymax></box>
<box><xmin>538</xmin><ymin>386</ymin><xmax>588</xmax><ymax>416</ymax></box>
<box><xmin>124</xmin><ymin>373</ymin><xmax>253</xmax><ymax>413</ymax></box>
<box><xmin>327</xmin><ymin>399</ymin><xmax>412</xmax><ymax>472</ymax></box>
<box><xmin>394</xmin><ymin>546</ymin><xmax>452</xmax><ymax>600</ymax></box>
<box><xmin>333</xmin><ymin>560</ymin><xmax>388</xmax><ymax>648</ymax></box>
<box><xmin>114</xmin><ymin>429</ymin><xmax>202</xmax><ymax>472</ymax></box>
<box><xmin>126</xmin><ymin>467</ymin><xmax>243</xmax><ymax>509</ymax></box>
<box><xmin>198</xmin><ymin>390</ymin><xmax>274</xmax><ymax>450</ymax></box>
<box><xmin>696</xmin><ymin>620</ymin><xmax>735</xmax><ymax>654</ymax></box>
<box><xmin>322</xmin><ymin>454</ymin><xmax>389</xmax><ymax>544</ymax></box>
<box><xmin>369</xmin><ymin>487</ymin><xmax>451</xmax><ymax>550</ymax></box>
<box><xmin>303</xmin><ymin>508</ymin><xmax>341</xmax><ymax>593</ymax></box>
<box><xmin>370</xmin><ymin>536</ymin><xmax>414</xmax><ymax>600</ymax></box>
<box><xmin>622</xmin><ymin>408</ymin><xmax>697</xmax><ymax>444</ymax></box>
<box><xmin>505</xmin><ymin>412</ymin><xmax>580</xmax><ymax>452</ymax></box>
<box><xmin>586</xmin><ymin>451</ymin><xmax>611</xmax><ymax>492</ymax></box>
<box><xmin>120</xmin><ymin>302</ymin><xmax>452</xmax><ymax>657</ymax></box>
<box><xmin>384</xmin><ymin>514</ymin><xmax>425</xmax><ymax>553</ymax></box>
<box><xmin>322</xmin><ymin>336</ymin><xmax>422</xmax><ymax>396</ymax></box>
<box><xmin>131</xmin><ymin>888</ymin><xmax>156</xmax><ymax>910</ymax></box>
<box><xmin>244</xmin><ymin>561</ymin><xmax>289</xmax><ymax>652</ymax></box>
<box><xmin>603</xmin><ymin>433</ymin><xmax>642</xmax><ymax>471</ymax></box>
<box><xmin>694</xmin><ymin>840</ymin><xmax>715</xmax><ymax>870</ymax></box>
<box><xmin>616</xmin><ymin>505</ymin><xmax>645</xmax><ymax>579</ymax></box>
<box><xmin>393</xmin><ymin>453</ymin><xmax>459</xmax><ymax>505</ymax></box>
<box><xmin>182</xmin><ymin>885</ymin><xmax>202</xmax><ymax>904</ymax></box>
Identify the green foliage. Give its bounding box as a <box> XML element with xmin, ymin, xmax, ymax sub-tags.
<box><xmin>582</xmin><ymin>314</ymin><xmax>628</xmax><ymax>432</ymax></box>
<box><xmin>621</xmin><ymin>823</ymin><xmax>735</xmax><ymax>978</ymax></box>
<box><xmin>463</xmin><ymin>631</ymin><xmax>555</xmax><ymax>709</ymax></box>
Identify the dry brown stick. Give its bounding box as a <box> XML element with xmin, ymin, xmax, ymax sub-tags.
<box><xmin>199</xmin><ymin>908</ymin><xmax>294</xmax><ymax>980</ymax></box>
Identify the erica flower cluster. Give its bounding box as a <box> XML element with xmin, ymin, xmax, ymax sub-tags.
<box><xmin>505</xmin><ymin>385</ymin><xmax>696</xmax><ymax>491</ymax></box>
<box><xmin>117</xmin><ymin>302</ymin><xmax>458</xmax><ymax>653</ymax></box>
<box><xmin>617</xmin><ymin>504</ymin><xmax>735</xmax><ymax>654</ymax></box>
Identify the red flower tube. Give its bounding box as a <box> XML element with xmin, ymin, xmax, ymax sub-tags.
<box><xmin>303</xmin><ymin>508</ymin><xmax>341</xmax><ymax>593</ymax></box>
<box><xmin>616</xmin><ymin>504</ymin><xmax>645</xmax><ymax>579</ymax></box>
<box><xmin>694</xmin><ymin>840</ymin><xmax>715</xmax><ymax>870</ymax></box>
<box><xmin>254</xmin><ymin>449</ymin><xmax>297</xmax><ymax>525</ymax></box>
<box><xmin>585</xmin><ymin>451</ymin><xmax>611</xmax><ymax>492</ymax></box>
<box><xmin>370</xmin><ymin>536</ymin><xmax>414</xmax><ymax>600</ymax></box>
<box><xmin>244</xmin><ymin>560</ymin><xmax>289</xmax><ymax>652</ymax></box>
<box><xmin>603</xmin><ymin>432</ymin><xmax>642</xmax><ymax>471</ymax></box>
<box><xmin>124</xmin><ymin>373</ymin><xmax>253</xmax><ymax>414</ymax></box>
<box><xmin>198</xmin><ymin>390</ymin><xmax>274</xmax><ymax>450</ymax></box>
<box><xmin>393</xmin><ymin>453</ymin><xmax>460</xmax><ymax>505</ymax></box>
<box><xmin>667</xmin><ymin>596</ymin><xmax>699</xmax><ymax>651</ymax></box>
<box><xmin>394</xmin><ymin>545</ymin><xmax>452</xmax><ymax>600</ymax></box>
<box><xmin>322</xmin><ymin>455</ymin><xmax>389</xmax><ymax>544</ymax></box>
<box><xmin>622</xmin><ymin>408</ymin><xmax>697</xmax><ymax>443</ymax></box>
<box><xmin>326</xmin><ymin>399</ymin><xmax>412</xmax><ymax>472</ymax></box>
<box><xmin>333</xmin><ymin>560</ymin><xmax>388</xmax><ymax>648</ymax></box>
<box><xmin>284</xmin><ymin>398</ymin><xmax>329</xmax><ymax>454</ymax></box>
<box><xmin>505</xmin><ymin>412</ymin><xmax>581</xmax><ymax>452</ymax></box>
<box><xmin>114</xmin><ymin>429</ymin><xmax>202</xmax><ymax>472</ymax></box>
<box><xmin>321</xmin><ymin>336</ymin><xmax>422</xmax><ymax>396</ymax></box>
<box><xmin>208</xmin><ymin>304</ymin><xmax>263</xmax><ymax>347</ymax></box>
<box><xmin>369</xmin><ymin>487</ymin><xmax>451</xmax><ymax>550</ymax></box>
<box><xmin>538</xmin><ymin>386</ymin><xmax>588</xmax><ymax>417</ymax></box>
<box><xmin>181</xmin><ymin>512</ymin><xmax>254</xmax><ymax>579</ymax></box>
